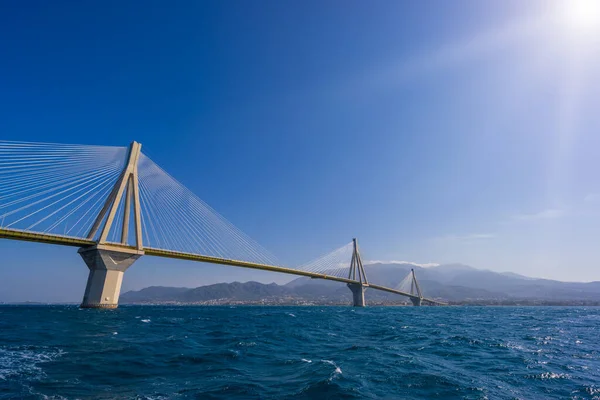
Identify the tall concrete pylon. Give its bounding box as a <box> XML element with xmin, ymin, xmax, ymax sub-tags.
<box><xmin>347</xmin><ymin>238</ymin><xmax>368</xmax><ymax>307</ymax></box>
<box><xmin>78</xmin><ymin>141</ymin><xmax>144</xmax><ymax>309</ymax></box>
<box><xmin>409</xmin><ymin>269</ymin><xmax>423</xmax><ymax>306</ymax></box>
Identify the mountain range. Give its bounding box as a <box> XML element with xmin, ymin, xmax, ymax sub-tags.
<box><xmin>120</xmin><ymin>263</ymin><xmax>600</xmax><ymax>305</ymax></box>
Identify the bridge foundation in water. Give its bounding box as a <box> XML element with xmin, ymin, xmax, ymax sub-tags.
<box><xmin>78</xmin><ymin>246</ymin><xmax>143</xmax><ymax>309</ymax></box>
<box><xmin>410</xmin><ymin>297</ymin><xmax>422</xmax><ymax>306</ymax></box>
<box><xmin>347</xmin><ymin>283</ymin><xmax>366</xmax><ymax>307</ymax></box>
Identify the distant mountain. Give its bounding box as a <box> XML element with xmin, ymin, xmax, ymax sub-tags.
<box><xmin>499</xmin><ymin>272</ymin><xmax>537</xmax><ymax>280</ymax></box>
<box><xmin>121</xmin><ymin>286</ymin><xmax>189</xmax><ymax>302</ymax></box>
<box><xmin>360</xmin><ymin>263</ymin><xmax>600</xmax><ymax>301</ymax></box>
<box><xmin>121</xmin><ymin>263</ymin><xmax>600</xmax><ymax>305</ymax></box>
<box><xmin>121</xmin><ymin>281</ymin><xmax>356</xmax><ymax>305</ymax></box>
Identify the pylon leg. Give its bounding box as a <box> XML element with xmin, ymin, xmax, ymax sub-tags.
<box><xmin>410</xmin><ymin>297</ymin><xmax>422</xmax><ymax>306</ymax></box>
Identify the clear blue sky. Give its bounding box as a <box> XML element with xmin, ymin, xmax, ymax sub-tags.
<box><xmin>1</xmin><ymin>1</ymin><xmax>600</xmax><ymax>302</ymax></box>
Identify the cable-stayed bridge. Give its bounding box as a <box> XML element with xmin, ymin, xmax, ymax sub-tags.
<box><xmin>0</xmin><ymin>140</ymin><xmax>446</xmax><ymax>308</ymax></box>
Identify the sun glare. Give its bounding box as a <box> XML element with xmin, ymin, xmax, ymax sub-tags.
<box><xmin>559</xmin><ymin>0</ymin><xmax>600</xmax><ymax>37</ymax></box>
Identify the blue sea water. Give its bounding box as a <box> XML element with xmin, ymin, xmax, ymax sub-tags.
<box><xmin>0</xmin><ymin>306</ymin><xmax>599</xmax><ymax>399</ymax></box>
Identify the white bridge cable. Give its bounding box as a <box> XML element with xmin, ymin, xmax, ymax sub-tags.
<box><xmin>137</xmin><ymin>153</ymin><xmax>278</xmax><ymax>265</ymax></box>
<box><xmin>294</xmin><ymin>242</ymin><xmax>355</xmax><ymax>279</ymax></box>
<box><xmin>69</xmin><ymin>182</ymin><xmax>116</xmax><ymax>238</ymax></box>
<box><xmin>23</xmin><ymin>168</ymin><xmax>120</xmax><ymax>231</ymax></box>
<box><xmin>139</xmin><ymin>158</ymin><xmax>276</xmax><ymax>263</ymax></box>
<box><xmin>395</xmin><ymin>271</ymin><xmax>416</xmax><ymax>295</ymax></box>
<box><xmin>0</xmin><ymin>140</ymin><xmax>127</xmax><ymax>237</ymax></box>
<box><xmin>0</xmin><ymin>161</ymin><xmax>117</xmax><ymax>200</ymax></box>
<box><xmin>0</xmin><ymin>162</ymin><xmax>119</xmax><ymax>217</ymax></box>
<box><xmin>1</xmin><ymin>167</ymin><xmax>122</xmax><ymax>233</ymax></box>
<box><xmin>46</xmin><ymin>175</ymin><xmax>116</xmax><ymax>233</ymax></box>
<box><xmin>138</xmin><ymin>155</ymin><xmax>276</xmax><ymax>263</ymax></box>
<box><xmin>143</xmin><ymin>172</ymin><xmax>255</xmax><ymax>259</ymax></box>
<box><xmin>1</xmin><ymin>140</ymin><xmax>373</xmax><ymax>284</ymax></box>
<box><xmin>139</xmin><ymin>177</ymin><xmax>226</xmax><ymax>257</ymax></box>
<box><xmin>0</xmin><ymin>164</ymin><xmax>120</xmax><ymax>213</ymax></box>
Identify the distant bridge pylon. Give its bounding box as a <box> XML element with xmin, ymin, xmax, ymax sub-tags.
<box><xmin>0</xmin><ymin>140</ymin><xmax>445</xmax><ymax>308</ymax></box>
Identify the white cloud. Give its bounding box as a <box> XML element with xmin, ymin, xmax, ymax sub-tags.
<box><xmin>443</xmin><ymin>233</ymin><xmax>496</xmax><ymax>240</ymax></box>
<box><xmin>433</xmin><ymin>233</ymin><xmax>496</xmax><ymax>243</ymax></box>
<box><xmin>365</xmin><ymin>260</ymin><xmax>440</xmax><ymax>268</ymax></box>
<box><xmin>584</xmin><ymin>193</ymin><xmax>600</xmax><ymax>203</ymax></box>
<box><xmin>511</xmin><ymin>208</ymin><xmax>566</xmax><ymax>221</ymax></box>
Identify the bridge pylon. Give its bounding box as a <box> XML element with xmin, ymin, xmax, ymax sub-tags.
<box><xmin>79</xmin><ymin>141</ymin><xmax>144</xmax><ymax>309</ymax></box>
<box><xmin>409</xmin><ymin>269</ymin><xmax>423</xmax><ymax>306</ymax></box>
<box><xmin>346</xmin><ymin>238</ymin><xmax>368</xmax><ymax>307</ymax></box>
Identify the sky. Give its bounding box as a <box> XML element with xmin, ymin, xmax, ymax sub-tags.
<box><xmin>1</xmin><ymin>1</ymin><xmax>600</xmax><ymax>302</ymax></box>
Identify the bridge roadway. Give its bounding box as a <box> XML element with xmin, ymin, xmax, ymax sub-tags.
<box><xmin>0</xmin><ymin>227</ymin><xmax>446</xmax><ymax>306</ymax></box>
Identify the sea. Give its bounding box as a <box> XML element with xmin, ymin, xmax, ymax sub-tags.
<box><xmin>0</xmin><ymin>305</ymin><xmax>598</xmax><ymax>399</ymax></box>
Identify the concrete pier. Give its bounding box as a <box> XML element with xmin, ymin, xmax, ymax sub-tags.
<box><xmin>347</xmin><ymin>283</ymin><xmax>366</xmax><ymax>307</ymax></box>
<box><xmin>79</xmin><ymin>246</ymin><xmax>143</xmax><ymax>309</ymax></box>
<box><xmin>410</xmin><ymin>297</ymin><xmax>422</xmax><ymax>307</ymax></box>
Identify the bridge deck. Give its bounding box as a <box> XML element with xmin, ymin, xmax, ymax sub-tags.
<box><xmin>367</xmin><ymin>283</ymin><xmax>447</xmax><ymax>305</ymax></box>
<box><xmin>0</xmin><ymin>228</ymin><xmax>94</xmax><ymax>248</ymax></box>
<box><xmin>143</xmin><ymin>247</ymin><xmax>362</xmax><ymax>285</ymax></box>
<box><xmin>0</xmin><ymin>227</ymin><xmax>446</xmax><ymax>304</ymax></box>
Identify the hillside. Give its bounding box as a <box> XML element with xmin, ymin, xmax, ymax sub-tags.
<box><xmin>121</xmin><ymin>263</ymin><xmax>600</xmax><ymax>305</ymax></box>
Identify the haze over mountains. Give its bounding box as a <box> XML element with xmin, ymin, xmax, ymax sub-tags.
<box><xmin>121</xmin><ymin>263</ymin><xmax>600</xmax><ymax>305</ymax></box>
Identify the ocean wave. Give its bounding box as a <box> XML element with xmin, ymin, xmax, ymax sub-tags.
<box><xmin>0</xmin><ymin>346</ymin><xmax>65</xmax><ymax>382</ymax></box>
<box><xmin>321</xmin><ymin>359</ymin><xmax>342</xmax><ymax>380</ymax></box>
<box><xmin>1</xmin><ymin>305</ymin><xmax>598</xmax><ymax>399</ymax></box>
<box><xmin>529</xmin><ymin>372</ymin><xmax>571</xmax><ymax>380</ymax></box>
<box><xmin>235</xmin><ymin>341</ymin><xmax>257</xmax><ymax>347</ymax></box>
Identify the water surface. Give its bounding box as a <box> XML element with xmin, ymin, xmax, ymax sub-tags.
<box><xmin>1</xmin><ymin>306</ymin><xmax>599</xmax><ymax>399</ymax></box>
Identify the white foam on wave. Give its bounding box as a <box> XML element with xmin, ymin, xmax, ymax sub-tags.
<box><xmin>287</xmin><ymin>313</ymin><xmax>296</xmax><ymax>318</ymax></box>
<box><xmin>0</xmin><ymin>347</ymin><xmax>65</xmax><ymax>382</ymax></box>
<box><xmin>30</xmin><ymin>390</ymin><xmax>68</xmax><ymax>400</ymax></box>
<box><xmin>321</xmin><ymin>359</ymin><xmax>342</xmax><ymax>380</ymax></box>
<box><xmin>586</xmin><ymin>386</ymin><xmax>600</xmax><ymax>395</ymax></box>
<box><xmin>141</xmin><ymin>319</ymin><xmax>151</xmax><ymax>323</ymax></box>
<box><xmin>537</xmin><ymin>372</ymin><xmax>570</xmax><ymax>380</ymax></box>
<box><xmin>502</xmin><ymin>342</ymin><xmax>524</xmax><ymax>351</ymax></box>
<box><xmin>301</xmin><ymin>358</ymin><xmax>312</xmax><ymax>363</ymax></box>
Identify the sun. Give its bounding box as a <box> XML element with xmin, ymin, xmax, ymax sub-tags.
<box><xmin>559</xmin><ymin>0</ymin><xmax>600</xmax><ymax>37</ymax></box>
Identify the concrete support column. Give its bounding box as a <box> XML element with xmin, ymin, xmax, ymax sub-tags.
<box><xmin>410</xmin><ymin>297</ymin><xmax>422</xmax><ymax>307</ymax></box>
<box><xmin>78</xmin><ymin>246</ymin><xmax>142</xmax><ymax>309</ymax></box>
<box><xmin>347</xmin><ymin>283</ymin><xmax>366</xmax><ymax>307</ymax></box>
